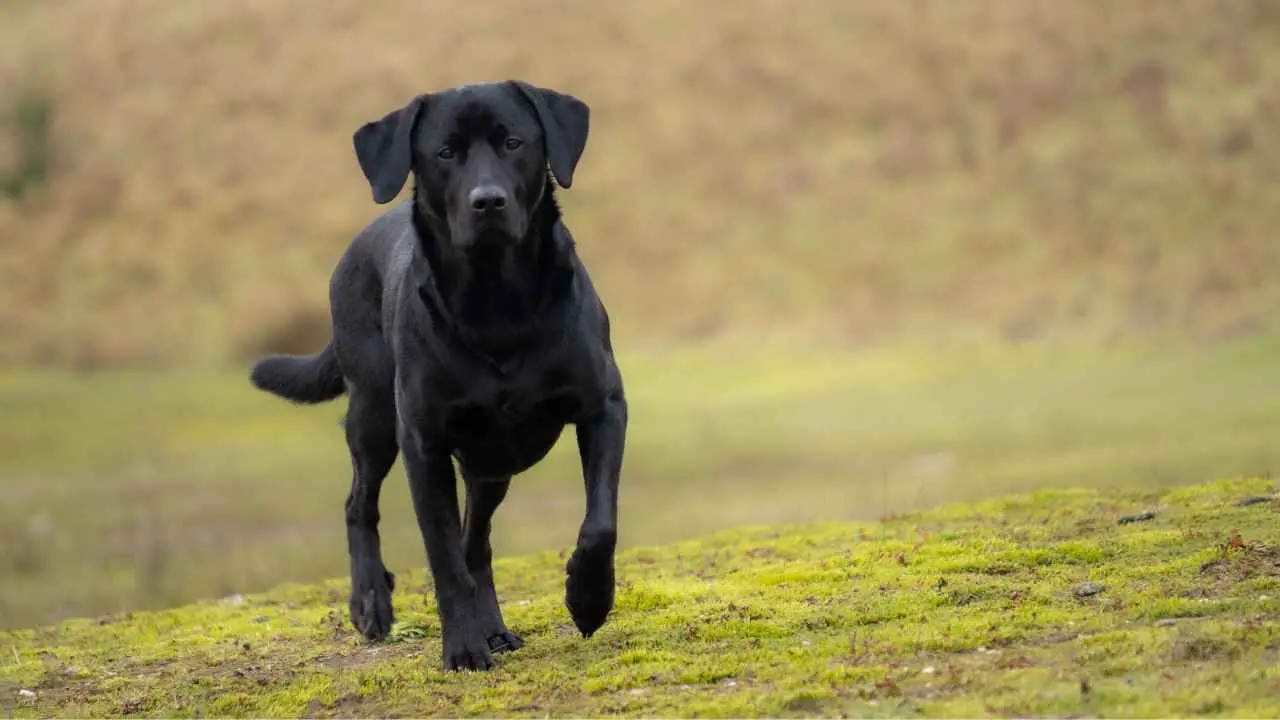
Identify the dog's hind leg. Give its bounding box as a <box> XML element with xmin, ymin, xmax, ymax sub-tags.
<box><xmin>460</xmin><ymin>469</ymin><xmax>523</xmax><ymax>653</ymax></box>
<box><xmin>344</xmin><ymin>386</ymin><xmax>399</xmax><ymax>642</ymax></box>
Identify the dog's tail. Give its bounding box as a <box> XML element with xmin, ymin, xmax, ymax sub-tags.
<box><xmin>250</xmin><ymin>343</ymin><xmax>345</xmax><ymax>404</ymax></box>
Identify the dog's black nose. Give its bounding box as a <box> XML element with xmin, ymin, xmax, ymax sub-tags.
<box><xmin>469</xmin><ymin>186</ymin><xmax>509</xmax><ymax>214</ymax></box>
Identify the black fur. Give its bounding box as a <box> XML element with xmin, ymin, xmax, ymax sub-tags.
<box><xmin>249</xmin><ymin>81</ymin><xmax>626</xmax><ymax>672</ymax></box>
<box><xmin>249</xmin><ymin>344</ymin><xmax>344</xmax><ymax>404</ymax></box>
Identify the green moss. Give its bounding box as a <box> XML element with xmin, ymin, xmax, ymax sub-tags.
<box><xmin>2</xmin><ymin>477</ymin><xmax>1278</xmax><ymax>717</ymax></box>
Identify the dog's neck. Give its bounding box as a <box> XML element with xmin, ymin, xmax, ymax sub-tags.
<box><xmin>410</xmin><ymin>180</ymin><xmax>574</xmax><ymax>361</ymax></box>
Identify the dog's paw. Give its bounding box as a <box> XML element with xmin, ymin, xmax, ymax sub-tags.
<box><xmin>349</xmin><ymin>569</ymin><xmax>395</xmax><ymax>642</ymax></box>
<box><xmin>486</xmin><ymin>630</ymin><xmax>524</xmax><ymax>654</ymax></box>
<box><xmin>565</xmin><ymin>540</ymin><xmax>615</xmax><ymax>638</ymax></box>
<box><xmin>442</xmin><ymin>626</ymin><xmax>496</xmax><ymax>672</ymax></box>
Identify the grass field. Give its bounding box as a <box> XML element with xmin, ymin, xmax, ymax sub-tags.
<box><xmin>2</xmin><ymin>477</ymin><xmax>1277</xmax><ymax>717</ymax></box>
<box><xmin>3</xmin><ymin>4</ymin><xmax>1280</xmax><ymax>713</ymax></box>
<box><xmin>3</xmin><ymin>337</ymin><xmax>1280</xmax><ymax>631</ymax></box>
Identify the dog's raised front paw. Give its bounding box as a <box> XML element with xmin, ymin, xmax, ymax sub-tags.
<box><xmin>564</xmin><ymin>538</ymin><xmax>615</xmax><ymax>638</ymax></box>
<box><xmin>349</xmin><ymin>569</ymin><xmax>395</xmax><ymax>642</ymax></box>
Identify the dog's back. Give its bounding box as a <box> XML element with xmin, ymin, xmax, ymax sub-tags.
<box><xmin>250</xmin><ymin>204</ymin><xmax>413</xmax><ymax>403</ymax></box>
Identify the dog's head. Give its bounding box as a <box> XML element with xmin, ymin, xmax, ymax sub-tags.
<box><xmin>352</xmin><ymin>81</ymin><xmax>589</xmax><ymax>250</ymax></box>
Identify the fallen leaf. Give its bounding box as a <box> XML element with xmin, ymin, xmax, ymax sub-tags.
<box><xmin>877</xmin><ymin>674</ymin><xmax>902</xmax><ymax>697</ymax></box>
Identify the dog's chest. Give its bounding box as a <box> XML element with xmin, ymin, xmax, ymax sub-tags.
<box><xmin>442</xmin><ymin>381</ymin><xmax>578</xmax><ymax>434</ymax></box>
<box><xmin>430</xmin><ymin>362</ymin><xmax>573</xmax><ymax>427</ymax></box>
<box><xmin>434</xmin><ymin>377</ymin><xmax>581</xmax><ymax>476</ymax></box>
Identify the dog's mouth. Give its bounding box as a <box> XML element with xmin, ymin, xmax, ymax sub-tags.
<box><xmin>462</xmin><ymin>219</ymin><xmax>524</xmax><ymax>249</ymax></box>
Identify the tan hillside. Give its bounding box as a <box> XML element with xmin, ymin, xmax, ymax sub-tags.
<box><xmin>2</xmin><ymin>1</ymin><xmax>1279</xmax><ymax>366</ymax></box>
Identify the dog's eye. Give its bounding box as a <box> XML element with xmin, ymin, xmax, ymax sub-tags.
<box><xmin>504</xmin><ymin>137</ymin><xmax>525</xmax><ymax>151</ymax></box>
<box><xmin>436</xmin><ymin>146</ymin><xmax>456</xmax><ymax>160</ymax></box>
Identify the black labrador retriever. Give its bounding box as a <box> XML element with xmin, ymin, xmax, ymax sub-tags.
<box><xmin>249</xmin><ymin>80</ymin><xmax>627</xmax><ymax>672</ymax></box>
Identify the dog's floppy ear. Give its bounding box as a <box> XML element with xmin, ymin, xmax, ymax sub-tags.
<box><xmin>352</xmin><ymin>95</ymin><xmax>426</xmax><ymax>204</ymax></box>
<box><xmin>511</xmin><ymin>81</ymin><xmax>590</xmax><ymax>189</ymax></box>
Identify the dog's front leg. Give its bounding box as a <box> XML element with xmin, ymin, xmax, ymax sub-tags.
<box><xmin>399</xmin><ymin>425</ymin><xmax>494</xmax><ymax>671</ymax></box>
<box><xmin>566</xmin><ymin>391</ymin><xmax>628</xmax><ymax>637</ymax></box>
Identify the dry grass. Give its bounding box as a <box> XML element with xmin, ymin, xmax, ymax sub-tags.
<box><xmin>1</xmin><ymin>0</ymin><xmax>1279</xmax><ymax>366</ymax></box>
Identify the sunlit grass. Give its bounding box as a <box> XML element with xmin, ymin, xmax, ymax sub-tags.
<box><xmin>2</xmin><ymin>477</ymin><xmax>1276</xmax><ymax>717</ymax></box>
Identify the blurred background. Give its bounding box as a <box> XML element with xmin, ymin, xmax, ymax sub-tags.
<box><xmin>2</xmin><ymin>0</ymin><xmax>1279</xmax><ymax>630</ymax></box>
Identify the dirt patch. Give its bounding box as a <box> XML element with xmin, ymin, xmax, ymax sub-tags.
<box><xmin>1200</xmin><ymin>544</ymin><xmax>1280</xmax><ymax>584</ymax></box>
<box><xmin>25</xmin><ymin>677</ymin><xmax>97</xmax><ymax>712</ymax></box>
<box><xmin>1235</xmin><ymin>495</ymin><xmax>1277</xmax><ymax>508</ymax></box>
<box><xmin>308</xmin><ymin>693</ymin><xmax>382</xmax><ymax>718</ymax></box>
<box><xmin>322</xmin><ymin>641</ymin><xmax>421</xmax><ymax>671</ymax></box>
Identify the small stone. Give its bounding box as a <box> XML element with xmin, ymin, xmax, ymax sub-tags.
<box><xmin>1118</xmin><ymin>510</ymin><xmax>1157</xmax><ymax>525</ymax></box>
<box><xmin>252</xmin><ymin>616</ymin><xmax>269</xmax><ymax>624</ymax></box>
<box><xmin>18</xmin><ymin>689</ymin><xmax>36</xmax><ymax>701</ymax></box>
<box><xmin>1236</xmin><ymin>495</ymin><xmax>1275</xmax><ymax>507</ymax></box>
<box><xmin>723</xmin><ymin>679</ymin><xmax>738</xmax><ymax>688</ymax></box>
<box><xmin>1075</xmin><ymin>581</ymin><xmax>1105</xmax><ymax>598</ymax></box>
<box><xmin>628</xmin><ymin>688</ymin><xmax>647</xmax><ymax>696</ymax></box>
<box><xmin>1155</xmin><ymin>618</ymin><xmax>1178</xmax><ymax>627</ymax></box>
<box><xmin>921</xmin><ymin>666</ymin><xmax>936</xmax><ymax>674</ymax></box>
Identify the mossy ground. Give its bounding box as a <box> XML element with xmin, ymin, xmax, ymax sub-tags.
<box><xmin>2</xmin><ymin>477</ymin><xmax>1277</xmax><ymax>717</ymax></box>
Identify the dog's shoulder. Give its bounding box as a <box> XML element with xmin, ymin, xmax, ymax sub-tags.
<box><xmin>553</xmin><ymin>223</ymin><xmax>611</xmax><ymax>338</ymax></box>
<box><xmin>545</xmin><ymin>223</ymin><xmax>621</xmax><ymax>394</ymax></box>
<box><xmin>353</xmin><ymin>202</ymin><xmax>415</xmax><ymax>253</ymax></box>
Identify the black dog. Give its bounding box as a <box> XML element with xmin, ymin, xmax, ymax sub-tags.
<box><xmin>249</xmin><ymin>81</ymin><xmax>627</xmax><ymax>671</ymax></box>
